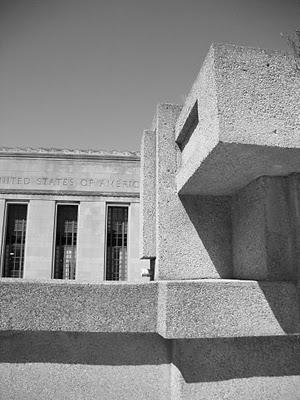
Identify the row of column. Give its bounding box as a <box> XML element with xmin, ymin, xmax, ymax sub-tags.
<box><xmin>0</xmin><ymin>199</ymin><xmax>144</xmax><ymax>282</ymax></box>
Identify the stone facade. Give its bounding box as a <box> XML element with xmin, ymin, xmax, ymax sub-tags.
<box><xmin>0</xmin><ymin>147</ymin><xmax>149</xmax><ymax>282</ymax></box>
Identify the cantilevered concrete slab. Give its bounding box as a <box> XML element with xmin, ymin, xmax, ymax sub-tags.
<box><xmin>176</xmin><ymin>44</ymin><xmax>300</xmax><ymax>196</ymax></box>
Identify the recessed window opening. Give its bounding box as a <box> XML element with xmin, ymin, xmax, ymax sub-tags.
<box><xmin>105</xmin><ymin>206</ymin><xmax>128</xmax><ymax>281</ymax></box>
<box><xmin>177</xmin><ymin>100</ymin><xmax>199</xmax><ymax>150</ymax></box>
<box><xmin>2</xmin><ymin>203</ymin><xmax>28</xmax><ymax>278</ymax></box>
<box><xmin>53</xmin><ymin>204</ymin><xmax>78</xmax><ymax>280</ymax></box>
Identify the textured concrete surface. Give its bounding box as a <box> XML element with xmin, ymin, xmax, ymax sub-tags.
<box><xmin>176</xmin><ymin>45</ymin><xmax>219</xmax><ymax>167</ymax></box>
<box><xmin>0</xmin><ymin>280</ymin><xmax>158</xmax><ymax>333</ymax></box>
<box><xmin>0</xmin><ymin>332</ymin><xmax>170</xmax><ymax>400</ymax></box>
<box><xmin>289</xmin><ymin>174</ymin><xmax>300</xmax><ymax>284</ymax></box>
<box><xmin>1</xmin><ymin>279</ymin><xmax>299</xmax><ymax>338</ymax></box>
<box><xmin>157</xmin><ymin>280</ymin><xmax>299</xmax><ymax>338</ymax></box>
<box><xmin>155</xmin><ymin>104</ymin><xmax>232</xmax><ymax>279</ymax></box>
<box><xmin>0</xmin><ymin>280</ymin><xmax>300</xmax><ymax>398</ymax></box>
<box><xmin>127</xmin><ymin>202</ymin><xmax>150</xmax><ymax>281</ymax></box>
<box><xmin>180</xmin><ymin>195</ymin><xmax>233</xmax><ymax>278</ymax></box>
<box><xmin>140</xmin><ymin>130</ymin><xmax>156</xmax><ymax>259</ymax></box>
<box><xmin>173</xmin><ymin>335</ymin><xmax>300</xmax><ymax>400</ymax></box>
<box><xmin>232</xmin><ymin>176</ymin><xmax>298</xmax><ymax>281</ymax></box>
<box><xmin>176</xmin><ymin>44</ymin><xmax>300</xmax><ymax>196</ymax></box>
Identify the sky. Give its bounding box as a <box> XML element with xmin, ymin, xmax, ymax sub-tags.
<box><xmin>0</xmin><ymin>0</ymin><xmax>299</xmax><ymax>152</ymax></box>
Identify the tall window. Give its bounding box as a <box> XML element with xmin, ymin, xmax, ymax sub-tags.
<box><xmin>2</xmin><ymin>203</ymin><xmax>28</xmax><ymax>278</ymax></box>
<box><xmin>53</xmin><ymin>204</ymin><xmax>78</xmax><ymax>279</ymax></box>
<box><xmin>106</xmin><ymin>206</ymin><xmax>128</xmax><ymax>281</ymax></box>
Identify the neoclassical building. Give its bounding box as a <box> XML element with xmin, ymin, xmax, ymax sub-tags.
<box><xmin>0</xmin><ymin>147</ymin><xmax>149</xmax><ymax>282</ymax></box>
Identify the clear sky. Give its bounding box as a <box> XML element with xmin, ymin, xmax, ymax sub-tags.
<box><xmin>0</xmin><ymin>0</ymin><xmax>299</xmax><ymax>151</ymax></box>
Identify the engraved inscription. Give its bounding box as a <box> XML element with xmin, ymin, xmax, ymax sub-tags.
<box><xmin>0</xmin><ymin>175</ymin><xmax>139</xmax><ymax>191</ymax></box>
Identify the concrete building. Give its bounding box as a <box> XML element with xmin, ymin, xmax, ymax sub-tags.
<box><xmin>1</xmin><ymin>43</ymin><xmax>300</xmax><ymax>399</ymax></box>
<box><xmin>0</xmin><ymin>147</ymin><xmax>149</xmax><ymax>282</ymax></box>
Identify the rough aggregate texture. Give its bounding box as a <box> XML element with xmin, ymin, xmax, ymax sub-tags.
<box><xmin>232</xmin><ymin>175</ymin><xmax>298</xmax><ymax>280</ymax></box>
<box><xmin>1</xmin><ymin>279</ymin><xmax>299</xmax><ymax>338</ymax></box>
<box><xmin>0</xmin><ymin>280</ymin><xmax>158</xmax><ymax>333</ymax></box>
<box><xmin>0</xmin><ymin>332</ymin><xmax>170</xmax><ymax>400</ymax></box>
<box><xmin>176</xmin><ymin>44</ymin><xmax>300</xmax><ymax>196</ymax></box>
<box><xmin>155</xmin><ymin>104</ymin><xmax>231</xmax><ymax>279</ymax></box>
<box><xmin>140</xmin><ymin>130</ymin><xmax>156</xmax><ymax>259</ymax></box>
<box><xmin>0</xmin><ymin>279</ymin><xmax>300</xmax><ymax>399</ymax></box>
<box><xmin>157</xmin><ymin>280</ymin><xmax>299</xmax><ymax>338</ymax></box>
<box><xmin>173</xmin><ymin>335</ymin><xmax>300</xmax><ymax>399</ymax></box>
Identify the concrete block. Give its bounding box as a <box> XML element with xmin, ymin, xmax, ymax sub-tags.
<box><xmin>0</xmin><ymin>280</ymin><xmax>158</xmax><ymax>333</ymax></box>
<box><xmin>157</xmin><ymin>280</ymin><xmax>299</xmax><ymax>338</ymax></box>
<box><xmin>76</xmin><ymin>201</ymin><xmax>106</xmax><ymax>282</ymax></box>
<box><xmin>176</xmin><ymin>44</ymin><xmax>300</xmax><ymax>196</ymax></box>
<box><xmin>140</xmin><ymin>130</ymin><xmax>156</xmax><ymax>259</ymax></box>
<box><xmin>24</xmin><ymin>200</ymin><xmax>56</xmax><ymax>279</ymax></box>
<box><xmin>155</xmin><ymin>104</ymin><xmax>232</xmax><ymax>279</ymax></box>
<box><xmin>232</xmin><ymin>176</ymin><xmax>298</xmax><ymax>280</ymax></box>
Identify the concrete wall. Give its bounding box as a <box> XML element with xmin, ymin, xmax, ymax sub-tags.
<box><xmin>172</xmin><ymin>336</ymin><xmax>300</xmax><ymax>400</ymax></box>
<box><xmin>145</xmin><ymin>104</ymin><xmax>233</xmax><ymax>279</ymax></box>
<box><xmin>0</xmin><ymin>332</ymin><xmax>171</xmax><ymax>400</ymax></box>
<box><xmin>2</xmin><ymin>332</ymin><xmax>300</xmax><ymax>400</ymax></box>
<box><xmin>232</xmin><ymin>175</ymin><xmax>298</xmax><ymax>281</ymax></box>
<box><xmin>0</xmin><ymin>280</ymin><xmax>299</xmax><ymax>399</ymax></box>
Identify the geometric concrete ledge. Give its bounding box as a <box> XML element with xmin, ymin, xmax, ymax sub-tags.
<box><xmin>157</xmin><ymin>280</ymin><xmax>300</xmax><ymax>338</ymax></box>
<box><xmin>177</xmin><ymin>142</ymin><xmax>300</xmax><ymax>195</ymax></box>
<box><xmin>0</xmin><ymin>279</ymin><xmax>299</xmax><ymax>338</ymax></box>
<box><xmin>0</xmin><ymin>279</ymin><xmax>158</xmax><ymax>333</ymax></box>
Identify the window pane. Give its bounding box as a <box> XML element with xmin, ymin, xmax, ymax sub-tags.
<box><xmin>2</xmin><ymin>204</ymin><xmax>27</xmax><ymax>278</ymax></box>
<box><xmin>54</xmin><ymin>205</ymin><xmax>78</xmax><ymax>279</ymax></box>
<box><xmin>106</xmin><ymin>206</ymin><xmax>128</xmax><ymax>281</ymax></box>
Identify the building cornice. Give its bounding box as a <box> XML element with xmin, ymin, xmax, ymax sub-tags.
<box><xmin>0</xmin><ymin>147</ymin><xmax>140</xmax><ymax>161</ymax></box>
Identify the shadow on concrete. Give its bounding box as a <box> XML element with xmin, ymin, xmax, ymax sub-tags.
<box><xmin>172</xmin><ymin>335</ymin><xmax>300</xmax><ymax>383</ymax></box>
<box><xmin>258</xmin><ymin>281</ymin><xmax>300</xmax><ymax>334</ymax></box>
<box><xmin>0</xmin><ymin>331</ymin><xmax>171</xmax><ymax>365</ymax></box>
<box><xmin>180</xmin><ymin>194</ymin><xmax>299</xmax><ymax>334</ymax></box>
<box><xmin>2</xmin><ymin>331</ymin><xmax>300</xmax><ymax>384</ymax></box>
<box><xmin>180</xmin><ymin>194</ymin><xmax>233</xmax><ymax>278</ymax></box>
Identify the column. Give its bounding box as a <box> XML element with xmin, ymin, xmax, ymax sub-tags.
<box><xmin>76</xmin><ymin>201</ymin><xmax>106</xmax><ymax>282</ymax></box>
<box><xmin>24</xmin><ymin>200</ymin><xmax>55</xmax><ymax>279</ymax></box>
<box><xmin>0</xmin><ymin>199</ymin><xmax>6</xmax><ymax>273</ymax></box>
